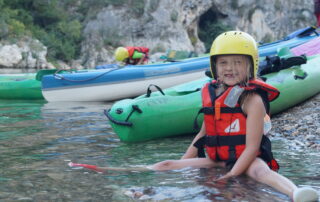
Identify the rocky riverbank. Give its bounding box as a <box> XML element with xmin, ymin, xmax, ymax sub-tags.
<box><xmin>270</xmin><ymin>93</ymin><xmax>320</xmax><ymax>150</ymax></box>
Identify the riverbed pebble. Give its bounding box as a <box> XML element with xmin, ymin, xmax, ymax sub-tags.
<box><xmin>270</xmin><ymin>94</ymin><xmax>320</xmax><ymax>150</ymax></box>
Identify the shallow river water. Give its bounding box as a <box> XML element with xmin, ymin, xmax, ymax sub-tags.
<box><xmin>0</xmin><ymin>100</ymin><xmax>319</xmax><ymax>201</ymax></box>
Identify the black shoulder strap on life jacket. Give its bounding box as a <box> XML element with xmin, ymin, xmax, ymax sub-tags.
<box><xmin>193</xmin><ymin>136</ymin><xmax>206</xmax><ymax>158</ymax></box>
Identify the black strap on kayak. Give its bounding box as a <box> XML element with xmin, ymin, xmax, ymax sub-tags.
<box><xmin>284</xmin><ymin>26</ymin><xmax>318</xmax><ymax>40</ymax></box>
<box><xmin>258</xmin><ymin>55</ymin><xmax>307</xmax><ymax>76</ymax></box>
<box><xmin>125</xmin><ymin>105</ymin><xmax>143</xmax><ymax>122</ymax></box>
<box><xmin>281</xmin><ymin>55</ymin><xmax>307</xmax><ymax>69</ymax></box>
<box><xmin>294</xmin><ymin>72</ymin><xmax>308</xmax><ymax>80</ymax></box>
<box><xmin>104</xmin><ymin>105</ymin><xmax>143</xmax><ymax>127</ymax></box>
<box><xmin>296</xmin><ymin>26</ymin><xmax>318</xmax><ymax>37</ymax></box>
<box><xmin>104</xmin><ymin>109</ymin><xmax>133</xmax><ymax>127</ymax></box>
<box><xmin>145</xmin><ymin>84</ymin><xmax>165</xmax><ymax>97</ymax></box>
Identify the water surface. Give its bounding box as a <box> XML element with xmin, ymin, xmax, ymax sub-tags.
<box><xmin>0</xmin><ymin>100</ymin><xmax>319</xmax><ymax>201</ymax></box>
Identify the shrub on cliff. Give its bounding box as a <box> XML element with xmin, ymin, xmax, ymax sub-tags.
<box><xmin>0</xmin><ymin>0</ymin><xmax>82</xmax><ymax>62</ymax></box>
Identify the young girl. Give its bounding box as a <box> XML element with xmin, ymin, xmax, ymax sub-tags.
<box><xmin>72</xmin><ymin>31</ymin><xmax>319</xmax><ymax>202</ymax></box>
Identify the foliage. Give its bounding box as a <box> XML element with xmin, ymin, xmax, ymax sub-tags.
<box><xmin>0</xmin><ymin>0</ymin><xmax>150</xmax><ymax>62</ymax></box>
<box><xmin>148</xmin><ymin>0</ymin><xmax>160</xmax><ymax>12</ymax></box>
<box><xmin>274</xmin><ymin>0</ymin><xmax>281</xmax><ymax>11</ymax></box>
<box><xmin>151</xmin><ymin>43</ymin><xmax>166</xmax><ymax>53</ymax></box>
<box><xmin>130</xmin><ymin>0</ymin><xmax>145</xmax><ymax>18</ymax></box>
<box><xmin>102</xmin><ymin>28</ymin><xmax>122</xmax><ymax>47</ymax></box>
<box><xmin>261</xmin><ymin>33</ymin><xmax>273</xmax><ymax>43</ymax></box>
<box><xmin>77</xmin><ymin>0</ymin><xmax>128</xmax><ymax>18</ymax></box>
<box><xmin>188</xmin><ymin>29</ymin><xmax>197</xmax><ymax>46</ymax></box>
<box><xmin>170</xmin><ymin>10</ymin><xmax>179</xmax><ymax>22</ymax></box>
<box><xmin>0</xmin><ymin>0</ymin><xmax>83</xmax><ymax>62</ymax></box>
<box><xmin>7</xmin><ymin>19</ymin><xmax>26</xmax><ymax>37</ymax></box>
<box><xmin>198</xmin><ymin>20</ymin><xmax>232</xmax><ymax>52</ymax></box>
<box><xmin>231</xmin><ymin>0</ymin><xmax>238</xmax><ymax>9</ymax></box>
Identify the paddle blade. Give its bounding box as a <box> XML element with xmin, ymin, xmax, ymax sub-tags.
<box><xmin>68</xmin><ymin>162</ymin><xmax>105</xmax><ymax>173</ymax></box>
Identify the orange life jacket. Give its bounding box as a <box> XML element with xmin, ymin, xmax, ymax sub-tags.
<box><xmin>201</xmin><ymin>79</ymin><xmax>280</xmax><ymax>171</ymax></box>
<box><xmin>126</xmin><ymin>46</ymin><xmax>149</xmax><ymax>65</ymax></box>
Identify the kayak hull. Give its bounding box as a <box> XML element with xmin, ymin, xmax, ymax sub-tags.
<box><xmin>42</xmin><ymin>68</ymin><xmax>206</xmax><ymax>102</ymax></box>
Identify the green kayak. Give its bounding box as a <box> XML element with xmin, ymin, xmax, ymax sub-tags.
<box><xmin>0</xmin><ymin>73</ymin><xmax>43</xmax><ymax>100</ymax></box>
<box><xmin>105</xmin><ymin>54</ymin><xmax>320</xmax><ymax>142</ymax></box>
<box><xmin>0</xmin><ymin>69</ymin><xmax>70</xmax><ymax>100</ymax></box>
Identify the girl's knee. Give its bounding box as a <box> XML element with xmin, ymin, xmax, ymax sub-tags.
<box><xmin>151</xmin><ymin>160</ymin><xmax>176</xmax><ymax>171</ymax></box>
<box><xmin>246</xmin><ymin>159</ymin><xmax>272</xmax><ymax>181</ymax></box>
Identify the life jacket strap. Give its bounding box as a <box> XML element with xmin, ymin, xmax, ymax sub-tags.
<box><xmin>205</xmin><ymin>135</ymin><xmax>246</xmax><ymax>146</ymax></box>
<box><xmin>193</xmin><ymin>136</ymin><xmax>206</xmax><ymax>158</ymax></box>
<box><xmin>226</xmin><ymin>145</ymin><xmax>237</xmax><ymax>170</ymax></box>
<box><xmin>193</xmin><ymin>106</ymin><xmax>243</xmax><ymax>130</ymax></box>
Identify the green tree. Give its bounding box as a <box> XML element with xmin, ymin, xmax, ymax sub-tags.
<box><xmin>0</xmin><ymin>0</ymin><xmax>83</xmax><ymax>62</ymax></box>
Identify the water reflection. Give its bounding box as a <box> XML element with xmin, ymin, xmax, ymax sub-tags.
<box><xmin>0</xmin><ymin>100</ymin><xmax>318</xmax><ymax>201</ymax></box>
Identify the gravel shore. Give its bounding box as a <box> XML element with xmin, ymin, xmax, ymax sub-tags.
<box><xmin>270</xmin><ymin>93</ymin><xmax>320</xmax><ymax>150</ymax></box>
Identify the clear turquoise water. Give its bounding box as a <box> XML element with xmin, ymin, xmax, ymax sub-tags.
<box><xmin>0</xmin><ymin>100</ymin><xmax>319</xmax><ymax>201</ymax></box>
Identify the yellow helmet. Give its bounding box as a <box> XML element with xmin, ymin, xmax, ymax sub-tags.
<box><xmin>115</xmin><ymin>47</ymin><xmax>129</xmax><ymax>61</ymax></box>
<box><xmin>209</xmin><ymin>31</ymin><xmax>259</xmax><ymax>80</ymax></box>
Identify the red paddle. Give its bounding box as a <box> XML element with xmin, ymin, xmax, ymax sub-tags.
<box><xmin>68</xmin><ymin>162</ymin><xmax>106</xmax><ymax>173</ymax></box>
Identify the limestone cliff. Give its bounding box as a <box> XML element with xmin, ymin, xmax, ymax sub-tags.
<box><xmin>80</xmin><ymin>0</ymin><xmax>316</xmax><ymax>68</ymax></box>
<box><xmin>0</xmin><ymin>0</ymin><xmax>316</xmax><ymax>71</ymax></box>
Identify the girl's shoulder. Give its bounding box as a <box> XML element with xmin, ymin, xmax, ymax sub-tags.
<box><xmin>240</xmin><ymin>91</ymin><xmax>266</xmax><ymax>115</ymax></box>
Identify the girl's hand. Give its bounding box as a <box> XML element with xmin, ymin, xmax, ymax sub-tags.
<box><xmin>214</xmin><ymin>172</ymin><xmax>234</xmax><ymax>182</ymax></box>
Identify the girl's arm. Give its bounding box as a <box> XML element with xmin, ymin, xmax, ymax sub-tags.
<box><xmin>181</xmin><ymin>122</ymin><xmax>206</xmax><ymax>159</ymax></box>
<box><xmin>137</xmin><ymin>53</ymin><xmax>146</xmax><ymax>65</ymax></box>
<box><xmin>218</xmin><ymin>93</ymin><xmax>265</xmax><ymax>179</ymax></box>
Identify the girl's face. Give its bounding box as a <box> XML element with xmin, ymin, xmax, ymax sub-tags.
<box><xmin>215</xmin><ymin>55</ymin><xmax>251</xmax><ymax>86</ymax></box>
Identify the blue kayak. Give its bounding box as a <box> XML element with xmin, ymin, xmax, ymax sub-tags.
<box><xmin>41</xmin><ymin>26</ymin><xmax>319</xmax><ymax>102</ymax></box>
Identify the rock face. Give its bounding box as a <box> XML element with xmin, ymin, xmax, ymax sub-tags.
<box><xmin>0</xmin><ymin>0</ymin><xmax>317</xmax><ymax>70</ymax></box>
<box><xmin>0</xmin><ymin>37</ymin><xmax>51</xmax><ymax>72</ymax></box>
<box><xmin>80</xmin><ymin>0</ymin><xmax>316</xmax><ymax>68</ymax></box>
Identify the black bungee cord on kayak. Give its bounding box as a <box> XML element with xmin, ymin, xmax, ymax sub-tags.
<box><xmin>104</xmin><ymin>105</ymin><xmax>143</xmax><ymax>127</ymax></box>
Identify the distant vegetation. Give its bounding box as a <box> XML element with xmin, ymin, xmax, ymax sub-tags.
<box><xmin>0</xmin><ymin>0</ymin><xmax>147</xmax><ymax>63</ymax></box>
<box><xmin>0</xmin><ymin>0</ymin><xmax>84</xmax><ymax>62</ymax></box>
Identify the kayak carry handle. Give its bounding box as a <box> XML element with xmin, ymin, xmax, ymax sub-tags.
<box><xmin>146</xmin><ymin>84</ymin><xmax>165</xmax><ymax>97</ymax></box>
<box><xmin>294</xmin><ymin>72</ymin><xmax>308</xmax><ymax>80</ymax></box>
<box><xmin>104</xmin><ymin>109</ymin><xmax>133</xmax><ymax>127</ymax></box>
